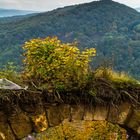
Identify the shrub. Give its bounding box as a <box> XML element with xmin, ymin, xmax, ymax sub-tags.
<box><xmin>23</xmin><ymin>37</ymin><xmax>96</xmax><ymax>91</ymax></box>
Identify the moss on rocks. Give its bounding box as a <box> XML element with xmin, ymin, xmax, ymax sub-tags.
<box><xmin>28</xmin><ymin>120</ymin><xmax>126</xmax><ymax>140</ymax></box>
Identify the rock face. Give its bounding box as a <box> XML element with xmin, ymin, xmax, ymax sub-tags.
<box><xmin>0</xmin><ymin>86</ymin><xmax>140</xmax><ymax>140</ymax></box>
<box><xmin>0</xmin><ymin>78</ymin><xmax>23</xmax><ymax>90</ymax></box>
<box><xmin>0</xmin><ymin>112</ymin><xmax>15</xmax><ymax>140</ymax></box>
<box><xmin>0</xmin><ymin>102</ymin><xmax>140</xmax><ymax>139</ymax></box>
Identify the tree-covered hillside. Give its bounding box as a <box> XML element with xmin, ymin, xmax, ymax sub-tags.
<box><xmin>0</xmin><ymin>0</ymin><xmax>140</xmax><ymax>79</ymax></box>
<box><xmin>0</xmin><ymin>8</ymin><xmax>36</xmax><ymax>17</ymax></box>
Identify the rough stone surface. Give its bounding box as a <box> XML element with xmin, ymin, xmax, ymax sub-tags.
<box><xmin>108</xmin><ymin>105</ymin><xmax>119</xmax><ymax>123</ymax></box>
<box><xmin>58</xmin><ymin>104</ymin><xmax>71</xmax><ymax>121</ymax></box>
<box><xmin>0</xmin><ymin>123</ymin><xmax>16</xmax><ymax>140</ymax></box>
<box><xmin>137</xmin><ymin>127</ymin><xmax>140</xmax><ymax>134</ymax></box>
<box><xmin>117</xmin><ymin>102</ymin><xmax>132</xmax><ymax>124</ymax></box>
<box><xmin>83</xmin><ymin>106</ymin><xmax>94</xmax><ymax>121</ymax></box>
<box><xmin>0</xmin><ymin>78</ymin><xmax>22</xmax><ymax>90</ymax></box>
<box><xmin>0</xmin><ymin>112</ymin><xmax>15</xmax><ymax>140</ymax></box>
<box><xmin>126</xmin><ymin>109</ymin><xmax>140</xmax><ymax>133</ymax></box>
<box><xmin>0</xmin><ymin>102</ymin><xmax>140</xmax><ymax>139</ymax></box>
<box><xmin>0</xmin><ymin>111</ymin><xmax>7</xmax><ymax>123</ymax></box>
<box><xmin>71</xmin><ymin>105</ymin><xmax>84</xmax><ymax>121</ymax></box>
<box><xmin>31</xmin><ymin>112</ymin><xmax>49</xmax><ymax>133</ymax></box>
<box><xmin>93</xmin><ymin>106</ymin><xmax>109</xmax><ymax>121</ymax></box>
<box><xmin>46</xmin><ymin>105</ymin><xmax>62</xmax><ymax>127</ymax></box>
<box><xmin>9</xmin><ymin>111</ymin><xmax>32</xmax><ymax>139</ymax></box>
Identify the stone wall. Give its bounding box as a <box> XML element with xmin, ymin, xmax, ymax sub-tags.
<box><xmin>0</xmin><ymin>102</ymin><xmax>140</xmax><ymax>139</ymax></box>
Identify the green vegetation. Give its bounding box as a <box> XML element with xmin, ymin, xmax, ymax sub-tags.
<box><xmin>0</xmin><ymin>0</ymin><xmax>140</xmax><ymax>80</ymax></box>
<box><xmin>94</xmin><ymin>67</ymin><xmax>139</xmax><ymax>85</ymax></box>
<box><xmin>1</xmin><ymin>36</ymin><xmax>139</xmax><ymax>108</ymax></box>
<box><xmin>0</xmin><ymin>62</ymin><xmax>22</xmax><ymax>84</ymax></box>
<box><xmin>23</xmin><ymin>37</ymin><xmax>96</xmax><ymax>91</ymax></box>
<box><xmin>32</xmin><ymin>121</ymin><xmax>126</xmax><ymax>140</ymax></box>
<box><xmin>1</xmin><ymin>37</ymin><xmax>140</xmax><ymax>103</ymax></box>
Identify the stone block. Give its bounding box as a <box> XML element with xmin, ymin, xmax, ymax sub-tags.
<box><xmin>0</xmin><ymin>111</ymin><xmax>7</xmax><ymax>123</ymax></box>
<box><xmin>137</xmin><ymin>127</ymin><xmax>140</xmax><ymax>134</ymax></box>
<box><xmin>58</xmin><ymin>104</ymin><xmax>71</xmax><ymax>121</ymax></box>
<box><xmin>0</xmin><ymin>112</ymin><xmax>15</xmax><ymax>140</ymax></box>
<box><xmin>93</xmin><ymin>106</ymin><xmax>109</xmax><ymax>121</ymax></box>
<box><xmin>0</xmin><ymin>123</ymin><xmax>16</xmax><ymax>140</ymax></box>
<box><xmin>9</xmin><ymin>112</ymin><xmax>32</xmax><ymax>139</ymax></box>
<box><xmin>126</xmin><ymin>109</ymin><xmax>140</xmax><ymax>132</ymax></box>
<box><xmin>83</xmin><ymin>106</ymin><xmax>94</xmax><ymax>121</ymax></box>
<box><xmin>71</xmin><ymin>105</ymin><xmax>84</xmax><ymax>121</ymax></box>
<box><xmin>108</xmin><ymin>106</ymin><xmax>119</xmax><ymax>123</ymax></box>
<box><xmin>46</xmin><ymin>105</ymin><xmax>62</xmax><ymax>127</ymax></box>
<box><xmin>31</xmin><ymin>112</ymin><xmax>49</xmax><ymax>133</ymax></box>
<box><xmin>117</xmin><ymin>102</ymin><xmax>132</xmax><ymax>124</ymax></box>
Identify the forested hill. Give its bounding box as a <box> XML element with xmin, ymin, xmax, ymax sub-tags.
<box><xmin>1</xmin><ymin>0</ymin><xmax>140</xmax><ymax>79</ymax></box>
<box><xmin>0</xmin><ymin>8</ymin><xmax>35</xmax><ymax>17</ymax></box>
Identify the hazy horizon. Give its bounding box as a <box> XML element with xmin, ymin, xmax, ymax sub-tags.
<box><xmin>0</xmin><ymin>0</ymin><xmax>140</xmax><ymax>12</ymax></box>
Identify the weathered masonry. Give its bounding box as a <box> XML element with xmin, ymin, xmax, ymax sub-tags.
<box><xmin>0</xmin><ymin>87</ymin><xmax>140</xmax><ymax>140</ymax></box>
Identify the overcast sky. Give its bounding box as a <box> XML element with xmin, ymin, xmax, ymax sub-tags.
<box><xmin>0</xmin><ymin>0</ymin><xmax>140</xmax><ymax>11</ymax></box>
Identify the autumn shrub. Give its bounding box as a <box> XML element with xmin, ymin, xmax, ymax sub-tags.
<box><xmin>23</xmin><ymin>37</ymin><xmax>96</xmax><ymax>91</ymax></box>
